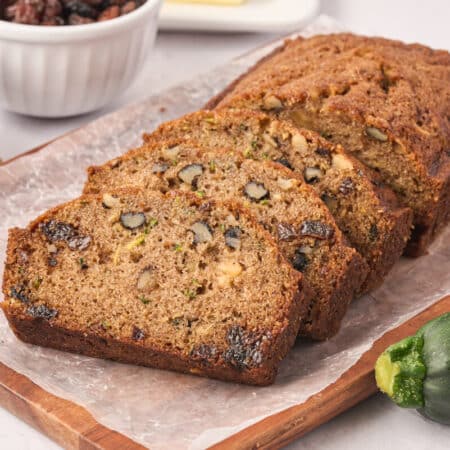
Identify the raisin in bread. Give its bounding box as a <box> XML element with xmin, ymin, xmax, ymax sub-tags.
<box><xmin>2</xmin><ymin>190</ymin><xmax>305</xmax><ymax>386</ymax></box>
<box><xmin>86</xmin><ymin>145</ymin><xmax>368</xmax><ymax>339</ymax></box>
<box><xmin>141</xmin><ymin>109</ymin><xmax>412</xmax><ymax>292</ymax></box>
<box><xmin>206</xmin><ymin>33</ymin><xmax>450</xmax><ymax>256</ymax></box>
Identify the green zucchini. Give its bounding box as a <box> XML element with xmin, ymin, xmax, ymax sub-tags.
<box><xmin>375</xmin><ymin>312</ymin><xmax>450</xmax><ymax>424</ymax></box>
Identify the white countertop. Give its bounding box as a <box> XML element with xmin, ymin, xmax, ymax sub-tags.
<box><xmin>1</xmin><ymin>0</ymin><xmax>449</xmax><ymax>448</ymax></box>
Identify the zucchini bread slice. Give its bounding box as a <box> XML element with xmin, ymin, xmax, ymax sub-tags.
<box><xmin>86</xmin><ymin>145</ymin><xmax>368</xmax><ymax>340</ymax></box>
<box><xmin>141</xmin><ymin>109</ymin><xmax>412</xmax><ymax>292</ymax></box>
<box><xmin>206</xmin><ymin>33</ymin><xmax>450</xmax><ymax>256</ymax></box>
<box><xmin>2</xmin><ymin>190</ymin><xmax>304</xmax><ymax>386</ymax></box>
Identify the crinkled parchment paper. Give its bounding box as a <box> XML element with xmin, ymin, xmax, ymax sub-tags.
<box><xmin>0</xmin><ymin>16</ymin><xmax>449</xmax><ymax>449</ymax></box>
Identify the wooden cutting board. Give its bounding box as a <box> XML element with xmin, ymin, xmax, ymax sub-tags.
<box><xmin>1</xmin><ymin>150</ymin><xmax>449</xmax><ymax>449</ymax></box>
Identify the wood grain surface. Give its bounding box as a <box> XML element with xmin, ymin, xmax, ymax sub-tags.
<box><xmin>1</xmin><ymin>145</ymin><xmax>449</xmax><ymax>449</ymax></box>
<box><xmin>0</xmin><ymin>296</ymin><xmax>447</xmax><ymax>450</ymax></box>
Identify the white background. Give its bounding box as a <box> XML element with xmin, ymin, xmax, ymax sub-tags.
<box><xmin>1</xmin><ymin>0</ymin><xmax>449</xmax><ymax>448</ymax></box>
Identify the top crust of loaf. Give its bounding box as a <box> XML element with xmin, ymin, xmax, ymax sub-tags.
<box><xmin>206</xmin><ymin>33</ymin><xmax>450</xmax><ymax>254</ymax></box>
<box><xmin>210</xmin><ymin>33</ymin><xmax>450</xmax><ymax>170</ymax></box>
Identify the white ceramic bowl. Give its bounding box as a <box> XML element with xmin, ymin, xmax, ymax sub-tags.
<box><xmin>0</xmin><ymin>0</ymin><xmax>162</xmax><ymax>117</ymax></box>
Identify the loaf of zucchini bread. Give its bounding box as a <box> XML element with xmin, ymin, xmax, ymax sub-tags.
<box><xmin>206</xmin><ymin>33</ymin><xmax>450</xmax><ymax>256</ymax></box>
<box><xmin>85</xmin><ymin>144</ymin><xmax>368</xmax><ymax>339</ymax></box>
<box><xmin>141</xmin><ymin>109</ymin><xmax>412</xmax><ymax>292</ymax></box>
<box><xmin>2</xmin><ymin>190</ymin><xmax>305</xmax><ymax>385</ymax></box>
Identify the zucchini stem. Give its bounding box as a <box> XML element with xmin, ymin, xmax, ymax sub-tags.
<box><xmin>375</xmin><ymin>335</ymin><xmax>426</xmax><ymax>408</ymax></box>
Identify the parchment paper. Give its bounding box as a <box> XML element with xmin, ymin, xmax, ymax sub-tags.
<box><xmin>0</xmin><ymin>16</ymin><xmax>449</xmax><ymax>449</ymax></box>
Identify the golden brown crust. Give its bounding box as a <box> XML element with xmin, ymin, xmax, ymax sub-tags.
<box><xmin>209</xmin><ymin>33</ymin><xmax>450</xmax><ymax>255</ymax></box>
<box><xmin>404</xmin><ymin>169</ymin><xmax>450</xmax><ymax>256</ymax></box>
<box><xmin>2</xmin><ymin>311</ymin><xmax>279</xmax><ymax>385</ymax></box>
<box><xmin>299</xmin><ymin>245</ymin><xmax>367</xmax><ymax>340</ymax></box>
<box><xmin>2</xmin><ymin>191</ymin><xmax>304</xmax><ymax>386</ymax></box>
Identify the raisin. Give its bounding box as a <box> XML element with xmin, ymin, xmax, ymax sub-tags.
<box><xmin>40</xmin><ymin>220</ymin><xmax>76</xmax><ymax>242</ymax></box>
<box><xmin>274</xmin><ymin>157</ymin><xmax>293</xmax><ymax>170</ymax></box>
<box><xmin>223</xmin><ymin>325</ymin><xmax>265</xmax><ymax>370</ymax></box>
<box><xmin>2</xmin><ymin>0</ymin><xmax>145</xmax><ymax>24</ymax></box>
<box><xmin>43</xmin><ymin>0</ymin><xmax>62</xmax><ymax>18</ymax></box>
<box><xmin>291</xmin><ymin>249</ymin><xmax>308</xmax><ymax>272</ymax></box>
<box><xmin>315</xmin><ymin>147</ymin><xmax>331</xmax><ymax>159</ymax></box>
<box><xmin>299</xmin><ymin>220</ymin><xmax>334</xmax><ymax>240</ymax></box>
<box><xmin>27</xmin><ymin>304</ymin><xmax>58</xmax><ymax>320</ymax></box>
<box><xmin>64</xmin><ymin>0</ymin><xmax>98</xmax><ymax>18</ymax></box>
<box><xmin>40</xmin><ymin>220</ymin><xmax>91</xmax><ymax>250</ymax></box>
<box><xmin>190</xmin><ymin>344</ymin><xmax>217</xmax><ymax>365</ymax></box>
<box><xmin>98</xmin><ymin>4</ymin><xmax>118</xmax><ymax>20</ymax></box>
<box><xmin>132</xmin><ymin>326</ymin><xmax>145</xmax><ymax>341</ymax></box>
<box><xmin>339</xmin><ymin>177</ymin><xmax>354</xmax><ymax>195</ymax></box>
<box><xmin>120</xmin><ymin>0</ymin><xmax>135</xmax><ymax>14</ymax></box>
<box><xmin>41</xmin><ymin>16</ymin><xmax>64</xmax><ymax>24</ymax></box>
<box><xmin>10</xmin><ymin>0</ymin><xmax>44</xmax><ymax>24</ymax></box>
<box><xmin>277</xmin><ymin>222</ymin><xmax>297</xmax><ymax>242</ymax></box>
<box><xmin>10</xmin><ymin>285</ymin><xmax>30</xmax><ymax>304</ymax></box>
<box><xmin>369</xmin><ymin>223</ymin><xmax>379</xmax><ymax>241</ymax></box>
<box><xmin>68</xmin><ymin>12</ymin><xmax>94</xmax><ymax>23</ymax></box>
<box><xmin>4</xmin><ymin>4</ymin><xmax>17</xmax><ymax>21</ymax></box>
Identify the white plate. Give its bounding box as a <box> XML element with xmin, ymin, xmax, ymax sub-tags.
<box><xmin>159</xmin><ymin>0</ymin><xmax>320</xmax><ymax>32</ymax></box>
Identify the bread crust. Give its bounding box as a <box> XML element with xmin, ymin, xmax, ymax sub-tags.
<box><xmin>207</xmin><ymin>33</ymin><xmax>450</xmax><ymax>255</ymax></box>
<box><xmin>299</xmin><ymin>245</ymin><xmax>367</xmax><ymax>340</ymax></box>
<box><xmin>2</xmin><ymin>311</ymin><xmax>277</xmax><ymax>385</ymax></box>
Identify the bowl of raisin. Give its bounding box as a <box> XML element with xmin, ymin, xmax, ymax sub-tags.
<box><xmin>0</xmin><ymin>0</ymin><xmax>162</xmax><ymax>117</ymax></box>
